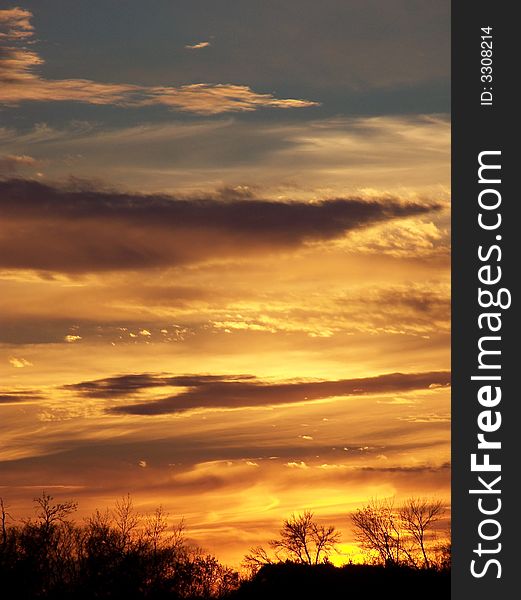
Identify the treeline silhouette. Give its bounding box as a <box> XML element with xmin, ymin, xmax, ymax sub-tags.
<box><xmin>0</xmin><ymin>493</ymin><xmax>450</xmax><ymax>599</ymax></box>
<box><xmin>0</xmin><ymin>493</ymin><xmax>237</xmax><ymax>599</ymax></box>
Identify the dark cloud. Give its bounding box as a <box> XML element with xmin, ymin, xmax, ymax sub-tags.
<box><xmin>359</xmin><ymin>462</ymin><xmax>450</xmax><ymax>474</ymax></box>
<box><xmin>64</xmin><ymin>371</ymin><xmax>451</xmax><ymax>415</ymax></box>
<box><xmin>0</xmin><ymin>390</ymin><xmax>42</xmax><ymax>404</ymax></box>
<box><xmin>0</xmin><ymin>443</ymin><xmax>450</xmax><ymax>499</ymax></box>
<box><xmin>375</xmin><ymin>287</ymin><xmax>450</xmax><ymax>315</ymax></box>
<box><xmin>0</xmin><ymin>317</ymin><xmax>201</xmax><ymax>345</ymax></box>
<box><xmin>0</xmin><ymin>318</ymin><xmax>80</xmax><ymax>345</ymax></box>
<box><xmin>64</xmin><ymin>373</ymin><xmax>254</xmax><ymax>398</ymax></box>
<box><xmin>63</xmin><ymin>373</ymin><xmax>168</xmax><ymax>397</ymax></box>
<box><xmin>333</xmin><ymin>284</ymin><xmax>451</xmax><ymax>335</ymax></box>
<box><xmin>0</xmin><ymin>178</ymin><xmax>439</xmax><ymax>273</ymax></box>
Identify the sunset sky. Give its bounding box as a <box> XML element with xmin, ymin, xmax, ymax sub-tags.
<box><xmin>0</xmin><ymin>1</ymin><xmax>450</xmax><ymax>566</ymax></box>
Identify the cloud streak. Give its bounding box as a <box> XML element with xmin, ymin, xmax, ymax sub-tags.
<box><xmin>63</xmin><ymin>370</ymin><xmax>451</xmax><ymax>415</ymax></box>
<box><xmin>185</xmin><ymin>41</ymin><xmax>211</xmax><ymax>50</ymax></box>
<box><xmin>0</xmin><ymin>178</ymin><xmax>439</xmax><ymax>273</ymax></box>
<box><xmin>0</xmin><ymin>9</ymin><xmax>316</xmax><ymax>114</ymax></box>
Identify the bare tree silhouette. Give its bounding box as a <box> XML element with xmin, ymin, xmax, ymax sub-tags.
<box><xmin>399</xmin><ymin>497</ymin><xmax>444</xmax><ymax>569</ymax></box>
<box><xmin>352</xmin><ymin>497</ymin><xmax>447</xmax><ymax>568</ymax></box>
<box><xmin>271</xmin><ymin>511</ymin><xmax>341</xmax><ymax>565</ymax></box>
<box><xmin>351</xmin><ymin>498</ymin><xmax>401</xmax><ymax>565</ymax></box>
<box><xmin>34</xmin><ymin>491</ymin><xmax>78</xmax><ymax>533</ymax></box>
<box><xmin>244</xmin><ymin>511</ymin><xmax>340</xmax><ymax>571</ymax></box>
<box><xmin>0</xmin><ymin>498</ymin><xmax>11</xmax><ymax>546</ymax></box>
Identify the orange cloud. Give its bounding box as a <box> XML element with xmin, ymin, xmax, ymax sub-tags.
<box><xmin>185</xmin><ymin>41</ymin><xmax>211</xmax><ymax>50</ymax></box>
<box><xmin>0</xmin><ymin>153</ymin><xmax>38</xmax><ymax>173</ymax></box>
<box><xmin>8</xmin><ymin>356</ymin><xmax>33</xmax><ymax>368</ymax></box>
<box><xmin>0</xmin><ymin>7</ymin><xmax>34</xmax><ymax>40</ymax></box>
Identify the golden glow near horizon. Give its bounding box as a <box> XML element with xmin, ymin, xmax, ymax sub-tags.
<box><xmin>0</xmin><ymin>4</ymin><xmax>450</xmax><ymax>567</ymax></box>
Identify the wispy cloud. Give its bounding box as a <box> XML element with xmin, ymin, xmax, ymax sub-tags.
<box><xmin>8</xmin><ymin>356</ymin><xmax>33</xmax><ymax>368</ymax></box>
<box><xmin>0</xmin><ymin>7</ymin><xmax>34</xmax><ymax>40</ymax></box>
<box><xmin>0</xmin><ymin>115</ymin><xmax>449</xmax><ymax>203</ymax></box>
<box><xmin>0</xmin><ymin>9</ymin><xmax>317</xmax><ymax>114</ymax></box>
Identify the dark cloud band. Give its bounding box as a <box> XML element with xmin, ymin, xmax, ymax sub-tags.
<box><xmin>0</xmin><ymin>391</ymin><xmax>43</xmax><ymax>404</ymax></box>
<box><xmin>64</xmin><ymin>370</ymin><xmax>451</xmax><ymax>415</ymax></box>
<box><xmin>0</xmin><ymin>178</ymin><xmax>439</xmax><ymax>273</ymax></box>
